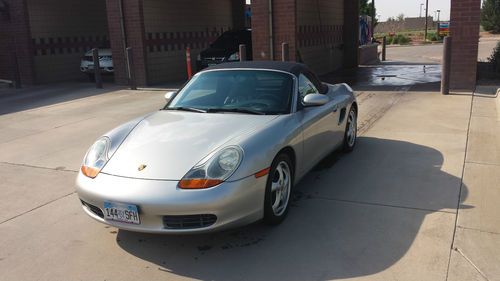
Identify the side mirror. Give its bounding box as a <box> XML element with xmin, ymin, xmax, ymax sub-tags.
<box><xmin>164</xmin><ymin>91</ymin><xmax>176</xmax><ymax>102</ymax></box>
<box><xmin>302</xmin><ymin>94</ymin><xmax>329</xmax><ymax>107</ymax></box>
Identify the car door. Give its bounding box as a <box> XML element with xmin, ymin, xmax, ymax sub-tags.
<box><xmin>297</xmin><ymin>74</ymin><xmax>341</xmax><ymax>172</ymax></box>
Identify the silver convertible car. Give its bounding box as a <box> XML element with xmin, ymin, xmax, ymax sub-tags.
<box><xmin>76</xmin><ymin>61</ymin><xmax>357</xmax><ymax>234</ymax></box>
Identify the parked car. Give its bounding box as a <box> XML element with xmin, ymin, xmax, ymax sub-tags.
<box><xmin>196</xmin><ymin>29</ymin><xmax>252</xmax><ymax>70</ymax></box>
<box><xmin>76</xmin><ymin>61</ymin><xmax>357</xmax><ymax>234</ymax></box>
<box><xmin>80</xmin><ymin>49</ymin><xmax>114</xmax><ymax>78</ymax></box>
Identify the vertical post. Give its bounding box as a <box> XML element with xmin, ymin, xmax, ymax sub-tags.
<box><xmin>13</xmin><ymin>53</ymin><xmax>21</xmax><ymax>89</ymax></box>
<box><xmin>441</xmin><ymin>36</ymin><xmax>452</xmax><ymax>95</ymax></box>
<box><xmin>281</xmin><ymin>42</ymin><xmax>289</xmax><ymax>62</ymax></box>
<box><xmin>92</xmin><ymin>48</ymin><xmax>103</xmax><ymax>89</ymax></box>
<box><xmin>186</xmin><ymin>47</ymin><xmax>193</xmax><ymax>79</ymax></box>
<box><xmin>424</xmin><ymin>0</ymin><xmax>429</xmax><ymax>42</ymax></box>
<box><xmin>371</xmin><ymin>0</ymin><xmax>376</xmax><ymax>41</ymax></box>
<box><xmin>239</xmin><ymin>44</ymin><xmax>247</xmax><ymax>61</ymax></box>
<box><xmin>382</xmin><ymin>36</ymin><xmax>387</xmax><ymax>61</ymax></box>
<box><xmin>126</xmin><ymin>47</ymin><xmax>137</xmax><ymax>90</ymax></box>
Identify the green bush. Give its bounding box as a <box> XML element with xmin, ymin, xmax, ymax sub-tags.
<box><xmin>397</xmin><ymin>34</ymin><xmax>410</xmax><ymax>45</ymax></box>
<box><xmin>488</xmin><ymin>42</ymin><xmax>500</xmax><ymax>72</ymax></box>
<box><xmin>426</xmin><ymin>32</ymin><xmax>440</xmax><ymax>42</ymax></box>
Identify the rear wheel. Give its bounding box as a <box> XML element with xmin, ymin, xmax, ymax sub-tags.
<box><xmin>264</xmin><ymin>153</ymin><xmax>294</xmax><ymax>225</ymax></box>
<box><xmin>342</xmin><ymin>106</ymin><xmax>357</xmax><ymax>152</ymax></box>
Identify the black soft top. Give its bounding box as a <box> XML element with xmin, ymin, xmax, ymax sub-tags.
<box><xmin>204</xmin><ymin>61</ymin><xmax>328</xmax><ymax>94</ymax></box>
<box><xmin>205</xmin><ymin>61</ymin><xmax>310</xmax><ymax>77</ymax></box>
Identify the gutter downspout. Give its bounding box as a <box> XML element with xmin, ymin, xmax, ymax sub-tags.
<box><xmin>268</xmin><ymin>0</ymin><xmax>274</xmax><ymax>60</ymax></box>
<box><xmin>118</xmin><ymin>0</ymin><xmax>130</xmax><ymax>79</ymax></box>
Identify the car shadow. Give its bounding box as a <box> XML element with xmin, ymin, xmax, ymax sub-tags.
<box><xmin>116</xmin><ymin>137</ymin><xmax>469</xmax><ymax>280</ymax></box>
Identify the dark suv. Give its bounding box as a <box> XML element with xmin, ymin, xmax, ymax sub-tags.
<box><xmin>196</xmin><ymin>30</ymin><xmax>252</xmax><ymax>71</ymax></box>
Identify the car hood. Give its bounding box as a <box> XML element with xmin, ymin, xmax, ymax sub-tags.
<box><xmin>84</xmin><ymin>49</ymin><xmax>112</xmax><ymax>56</ymax></box>
<box><xmin>200</xmin><ymin>47</ymin><xmax>236</xmax><ymax>58</ymax></box>
<box><xmin>101</xmin><ymin>111</ymin><xmax>279</xmax><ymax>180</ymax></box>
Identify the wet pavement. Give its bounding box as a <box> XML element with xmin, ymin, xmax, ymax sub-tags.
<box><xmin>322</xmin><ymin>62</ymin><xmax>441</xmax><ymax>91</ymax></box>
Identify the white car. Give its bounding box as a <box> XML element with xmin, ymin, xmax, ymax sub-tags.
<box><xmin>80</xmin><ymin>49</ymin><xmax>114</xmax><ymax>77</ymax></box>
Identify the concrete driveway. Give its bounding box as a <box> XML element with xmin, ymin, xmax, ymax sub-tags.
<box><xmin>0</xmin><ymin>81</ymin><xmax>496</xmax><ymax>280</ymax></box>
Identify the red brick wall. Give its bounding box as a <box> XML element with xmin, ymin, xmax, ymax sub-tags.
<box><xmin>449</xmin><ymin>0</ymin><xmax>481</xmax><ymax>90</ymax></box>
<box><xmin>106</xmin><ymin>0</ymin><xmax>148</xmax><ymax>86</ymax></box>
<box><xmin>296</xmin><ymin>0</ymin><xmax>343</xmax><ymax>74</ymax></box>
<box><xmin>252</xmin><ymin>0</ymin><xmax>296</xmax><ymax>61</ymax></box>
<box><xmin>0</xmin><ymin>0</ymin><xmax>35</xmax><ymax>85</ymax></box>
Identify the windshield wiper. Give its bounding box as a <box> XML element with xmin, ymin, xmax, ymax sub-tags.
<box><xmin>207</xmin><ymin>108</ymin><xmax>266</xmax><ymax>115</ymax></box>
<box><xmin>165</xmin><ymin>107</ymin><xmax>208</xmax><ymax>113</ymax></box>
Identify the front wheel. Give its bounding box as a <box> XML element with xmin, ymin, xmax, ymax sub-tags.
<box><xmin>263</xmin><ymin>153</ymin><xmax>294</xmax><ymax>225</ymax></box>
<box><xmin>342</xmin><ymin>106</ymin><xmax>357</xmax><ymax>152</ymax></box>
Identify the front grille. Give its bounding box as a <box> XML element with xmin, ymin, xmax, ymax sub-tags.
<box><xmin>81</xmin><ymin>200</ymin><xmax>104</xmax><ymax>218</ymax></box>
<box><xmin>163</xmin><ymin>214</ymin><xmax>217</xmax><ymax>229</ymax></box>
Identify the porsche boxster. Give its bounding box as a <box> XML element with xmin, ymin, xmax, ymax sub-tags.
<box><xmin>76</xmin><ymin>61</ymin><xmax>357</xmax><ymax>234</ymax></box>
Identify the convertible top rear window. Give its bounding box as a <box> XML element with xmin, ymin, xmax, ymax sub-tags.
<box><xmin>167</xmin><ymin>70</ymin><xmax>294</xmax><ymax>115</ymax></box>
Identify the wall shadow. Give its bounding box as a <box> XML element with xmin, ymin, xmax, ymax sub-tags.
<box><xmin>116</xmin><ymin>137</ymin><xmax>468</xmax><ymax>280</ymax></box>
<box><xmin>0</xmin><ymin>82</ymin><xmax>125</xmax><ymax>115</ymax></box>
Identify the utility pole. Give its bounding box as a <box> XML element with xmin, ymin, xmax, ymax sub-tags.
<box><xmin>437</xmin><ymin>9</ymin><xmax>441</xmax><ymax>22</ymax></box>
<box><xmin>420</xmin><ymin>3</ymin><xmax>424</xmax><ymax>18</ymax></box>
<box><xmin>424</xmin><ymin>0</ymin><xmax>429</xmax><ymax>42</ymax></box>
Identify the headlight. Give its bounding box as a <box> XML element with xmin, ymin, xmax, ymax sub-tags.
<box><xmin>81</xmin><ymin>137</ymin><xmax>110</xmax><ymax>178</ymax></box>
<box><xmin>228</xmin><ymin>52</ymin><xmax>240</xmax><ymax>61</ymax></box>
<box><xmin>179</xmin><ymin>146</ymin><xmax>243</xmax><ymax>189</ymax></box>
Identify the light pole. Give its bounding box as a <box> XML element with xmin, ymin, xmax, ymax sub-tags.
<box><xmin>437</xmin><ymin>9</ymin><xmax>441</xmax><ymax>22</ymax></box>
<box><xmin>424</xmin><ymin>0</ymin><xmax>429</xmax><ymax>42</ymax></box>
<box><xmin>420</xmin><ymin>3</ymin><xmax>424</xmax><ymax>18</ymax></box>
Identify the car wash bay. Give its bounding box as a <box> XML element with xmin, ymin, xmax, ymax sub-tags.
<box><xmin>0</xmin><ymin>0</ymin><xmax>482</xmax><ymax>89</ymax></box>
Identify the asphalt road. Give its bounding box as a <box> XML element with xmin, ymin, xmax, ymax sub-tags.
<box><xmin>386</xmin><ymin>37</ymin><xmax>500</xmax><ymax>64</ymax></box>
<box><xmin>2</xmin><ymin>79</ymin><xmax>493</xmax><ymax>280</ymax></box>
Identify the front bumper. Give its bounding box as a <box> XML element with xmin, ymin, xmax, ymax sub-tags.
<box><xmin>75</xmin><ymin>172</ymin><xmax>266</xmax><ymax>234</ymax></box>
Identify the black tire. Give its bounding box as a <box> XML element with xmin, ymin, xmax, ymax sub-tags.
<box><xmin>263</xmin><ymin>153</ymin><xmax>294</xmax><ymax>225</ymax></box>
<box><xmin>342</xmin><ymin>105</ymin><xmax>357</xmax><ymax>152</ymax></box>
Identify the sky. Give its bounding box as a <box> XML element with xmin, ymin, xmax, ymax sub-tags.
<box><xmin>246</xmin><ymin>0</ymin><xmax>452</xmax><ymax>22</ymax></box>
<box><xmin>376</xmin><ymin>0</ymin><xmax>451</xmax><ymax>21</ymax></box>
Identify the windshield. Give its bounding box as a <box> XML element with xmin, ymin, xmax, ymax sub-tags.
<box><xmin>166</xmin><ymin>70</ymin><xmax>294</xmax><ymax>115</ymax></box>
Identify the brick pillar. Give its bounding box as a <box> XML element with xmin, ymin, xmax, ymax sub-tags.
<box><xmin>449</xmin><ymin>0</ymin><xmax>481</xmax><ymax>90</ymax></box>
<box><xmin>252</xmin><ymin>0</ymin><xmax>296</xmax><ymax>61</ymax></box>
<box><xmin>343</xmin><ymin>0</ymin><xmax>359</xmax><ymax>69</ymax></box>
<box><xmin>106</xmin><ymin>0</ymin><xmax>148</xmax><ymax>86</ymax></box>
<box><xmin>0</xmin><ymin>0</ymin><xmax>35</xmax><ymax>85</ymax></box>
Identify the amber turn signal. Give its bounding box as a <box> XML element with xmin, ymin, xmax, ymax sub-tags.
<box><xmin>81</xmin><ymin>166</ymin><xmax>100</xmax><ymax>178</ymax></box>
<box><xmin>178</xmin><ymin>179</ymin><xmax>223</xmax><ymax>189</ymax></box>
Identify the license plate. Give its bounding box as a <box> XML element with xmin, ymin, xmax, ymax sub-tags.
<box><xmin>103</xmin><ymin>201</ymin><xmax>140</xmax><ymax>224</ymax></box>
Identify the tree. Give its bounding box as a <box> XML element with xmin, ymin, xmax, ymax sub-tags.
<box><xmin>481</xmin><ymin>0</ymin><xmax>500</xmax><ymax>33</ymax></box>
<box><xmin>360</xmin><ymin>0</ymin><xmax>375</xmax><ymax>17</ymax></box>
<box><xmin>397</xmin><ymin>13</ymin><xmax>405</xmax><ymax>22</ymax></box>
<box><xmin>359</xmin><ymin>0</ymin><xmax>378</xmax><ymax>26</ymax></box>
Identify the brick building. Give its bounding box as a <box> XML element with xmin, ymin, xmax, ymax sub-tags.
<box><xmin>0</xmin><ymin>0</ymin><xmax>483</xmax><ymax>90</ymax></box>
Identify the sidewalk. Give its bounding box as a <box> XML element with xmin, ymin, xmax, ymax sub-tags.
<box><xmin>448</xmin><ymin>86</ymin><xmax>500</xmax><ymax>280</ymax></box>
